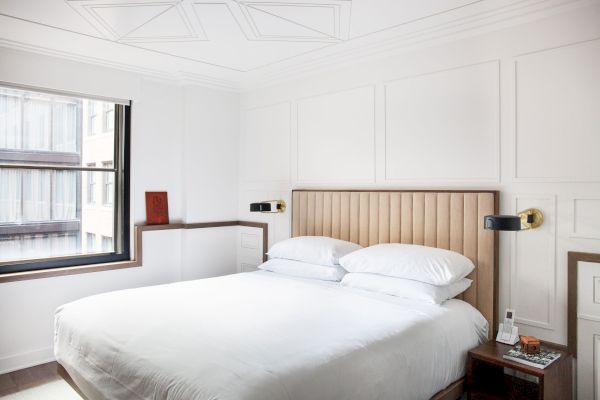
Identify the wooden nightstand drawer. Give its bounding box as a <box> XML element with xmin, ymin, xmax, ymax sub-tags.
<box><xmin>467</xmin><ymin>341</ymin><xmax>572</xmax><ymax>400</ymax></box>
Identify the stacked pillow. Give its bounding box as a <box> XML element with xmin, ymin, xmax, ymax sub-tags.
<box><xmin>339</xmin><ymin>244</ymin><xmax>475</xmax><ymax>304</ymax></box>
<box><xmin>258</xmin><ymin>236</ymin><xmax>474</xmax><ymax>304</ymax></box>
<box><xmin>259</xmin><ymin>236</ymin><xmax>362</xmax><ymax>281</ymax></box>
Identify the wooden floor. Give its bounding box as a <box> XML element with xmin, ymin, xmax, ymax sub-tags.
<box><xmin>0</xmin><ymin>362</ymin><xmax>63</xmax><ymax>397</ymax></box>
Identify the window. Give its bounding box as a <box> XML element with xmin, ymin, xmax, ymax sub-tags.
<box><xmin>0</xmin><ymin>84</ymin><xmax>130</xmax><ymax>274</ymax></box>
<box><xmin>102</xmin><ymin>161</ymin><xmax>114</xmax><ymax>205</ymax></box>
<box><xmin>103</xmin><ymin>104</ymin><xmax>114</xmax><ymax>132</ymax></box>
<box><xmin>86</xmin><ymin>163</ymin><xmax>96</xmax><ymax>204</ymax></box>
<box><xmin>101</xmin><ymin>235</ymin><xmax>113</xmax><ymax>253</ymax></box>
<box><xmin>86</xmin><ymin>232</ymin><xmax>96</xmax><ymax>252</ymax></box>
<box><xmin>88</xmin><ymin>101</ymin><xmax>98</xmax><ymax>136</ymax></box>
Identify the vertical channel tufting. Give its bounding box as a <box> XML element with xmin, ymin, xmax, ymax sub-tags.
<box><xmin>322</xmin><ymin>192</ymin><xmax>332</xmax><ymax>237</ymax></box>
<box><xmin>437</xmin><ymin>193</ymin><xmax>451</xmax><ymax>250</ymax></box>
<box><xmin>400</xmin><ymin>193</ymin><xmax>413</xmax><ymax>244</ymax></box>
<box><xmin>424</xmin><ymin>193</ymin><xmax>437</xmax><ymax>247</ymax></box>
<box><xmin>478</xmin><ymin>193</ymin><xmax>495</xmax><ymax>338</ymax></box>
<box><xmin>340</xmin><ymin>192</ymin><xmax>351</xmax><ymax>241</ymax></box>
<box><xmin>412</xmin><ymin>193</ymin><xmax>425</xmax><ymax>245</ymax></box>
<box><xmin>349</xmin><ymin>192</ymin><xmax>360</xmax><ymax>244</ymax></box>
<box><xmin>292</xmin><ymin>191</ymin><xmax>301</xmax><ymax>237</ymax></box>
<box><xmin>450</xmin><ymin>193</ymin><xmax>465</xmax><ymax>300</ymax></box>
<box><xmin>369</xmin><ymin>192</ymin><xmax>380</xmax><ymax>246</ymax></box>
<box><xmin>449</xmin><ymin>193</ymin><xmax>464</xmax><ymax>254</ymax></box>
<box><xmin>390</xmin><ymin>193</ymin><xmax>401</xmax><ymax>243</ymax></box>
<box><xmin>307</xmin><ymin>191</ymin><xmax>315</xmax><ymax>236</ymax></box>
<box><xmin>379</xmin><ymin>193</ymin><xmax>390</xmax><ymax>243</ymax></box>
<box><xmin>359</xmin><ymin>192</ymin><xmax>370</xmax><ymax>247</ymax></box>
<box><xmin>331</xmin><ymin>192</ymin><xmax>341</xmax><ymax>239</ymax></box>
<box><xmin>314</xmin><ymin>192</ymin><xmax>324</xmax><ymax>236</ymax></box>
<box><xmin>299</xmin><ymin>191</ymin><xmax>308</xmax><ymax>236</ymax></box>
<box><xmin>463</xmin><ymin>193</ymin><xmax>478</xmax><ymax>307</ymax></box>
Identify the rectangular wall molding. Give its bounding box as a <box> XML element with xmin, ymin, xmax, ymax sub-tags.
<box><xmin>513</xmin><ymin>38</ymin><xmax>600</xmax><ymax>182</ymax></box>
<box><xmin>296</xmin><ymin>85</ymin><xmax>376</xmax><ymax>184</ymax></box>
<box><xmin>571</xmin><ymin>197</ymin><xmax>600</xmax><ymax>240</ymax></box>
<box><xmin>510</xmin><ymin>194</ymin><xmax>557</xmax><ymax>330</ymax></box>
<box><xmin>383</xmin><ymin>60</ymin><xmax>500</xmax><ymax>183</ymax></box>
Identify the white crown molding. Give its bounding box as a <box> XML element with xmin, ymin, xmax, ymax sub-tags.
<box><xmin>241</xmin><ymin>0</ymin><xmax>595</xmax><ymax>90</ymax></box>
<box><xmin>0</xmin><ymin>0</ymin><xmax>595</xmax><ymax>92</ymax></box>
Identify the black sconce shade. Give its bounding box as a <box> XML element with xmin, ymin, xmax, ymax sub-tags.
<box><xmin>250</xmin><ymin>202</ymin><xmax>273</xmax><ymax>212</ymax></box>
<box><xmin>249</xmin><ymin>200</ymin><xmax>286</xmax><ymax>213</ymax></box>
<box><xmin>484</xmin><ymin>215</ymin><xmax>522</xmax><ymax>231</ymax></box>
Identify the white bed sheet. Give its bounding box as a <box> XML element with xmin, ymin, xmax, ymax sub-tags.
<box><xmin>54</xmin><ymin>271</ymin><xmax>488</xmax><ymax>400</ymax></box>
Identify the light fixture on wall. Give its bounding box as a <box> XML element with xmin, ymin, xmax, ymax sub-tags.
<box><xmin>250</xmin><ymin>200</ymin><xmax>286</xmax><ymax>213</ymax></box>
<box><xmin>484</xmin><ymin>208</ymin><xmax>544</xmax><ymax>231</ymax></box>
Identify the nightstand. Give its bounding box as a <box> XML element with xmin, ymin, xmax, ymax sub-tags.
<box><xmin>467</xmin><ymin>340</ymin><xmax>572</xmax><ymax>400</ymax></box>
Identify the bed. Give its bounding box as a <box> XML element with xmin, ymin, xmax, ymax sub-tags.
<box><xmin>55</xmin><ymin>190</ymin><xmax>498</xmax><ymax>400</ymax></box>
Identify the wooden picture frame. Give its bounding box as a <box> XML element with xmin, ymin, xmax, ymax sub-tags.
<box><xmin>145</xmin><ymin>192</ymin><xmax>169</xmax><ymax>225</ymax></box>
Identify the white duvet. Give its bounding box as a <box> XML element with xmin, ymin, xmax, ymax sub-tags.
<box><xmin>54</xmin><ymin>271</ymin><xmax>488</xmax><ymax>400</ymax></box>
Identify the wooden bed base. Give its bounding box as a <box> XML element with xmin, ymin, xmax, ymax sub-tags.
<box><xmin>57</xmin><ymin>362</ymin><xmax>464</xmax><ymax>400</ymax></box>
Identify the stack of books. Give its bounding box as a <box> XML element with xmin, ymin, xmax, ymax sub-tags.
<box><xmin>503</xmin><ymin>346</ymin><xmax>561</xmax><ymax>369</ymax></box>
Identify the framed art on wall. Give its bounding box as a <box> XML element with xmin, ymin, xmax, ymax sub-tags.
<box><xmin>145</xmin><ymin>192</ymin><xmax>169</xmax><ymax>225</ymax></box>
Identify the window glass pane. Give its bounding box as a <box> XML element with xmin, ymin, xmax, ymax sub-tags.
<box><xmin>23</xmin><ymin>98</ymin><xmax>51</xmax><ymax>151</ymax></box>
<box><xmin>82</xmin><ymin>100</ymin><xmax>114</xmax><ymax>166</ymax></box>
<box><xmin>0</xmin><ymin>167</ymin><xmax>115</xmax><ymax>263</ymax></box>
<box><xmin>101</xmin><ymin>235</ymin><xmax>113</xmax><ymax>252</ymax></box>
<box><xmin>1</xmin><ymin>88</ymin><xmax>114</xmax><ymax>167</ymax></box>
<box><xmin>22</xmin><ymin>169</ymin><xmax>51</xmax><ymax>222</ymax></box>
<box><xmin>52</xmin><ymin>100</ymin><xmax>78</xmax><ymax>152</ymax></box>
<box><xmin>0</xmin><ymin>89</ymin><xmax>22</xmax><ymax>149</ymax></box>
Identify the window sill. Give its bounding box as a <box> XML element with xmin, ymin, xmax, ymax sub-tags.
<box><xmin>0</xmin><ymin>221</ymin><xmax>267</xmax><ymax>284</ymax></box>
<box><xmin>0</xmin><ymin>259</ymin><xmax>140</xmax><ymax>283</ymax></box>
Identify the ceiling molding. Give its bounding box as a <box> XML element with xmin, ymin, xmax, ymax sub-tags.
<box><xmin>0</xmin><ymin>0</ymin><xmax>594</xmax><ymax>92</ymax></box>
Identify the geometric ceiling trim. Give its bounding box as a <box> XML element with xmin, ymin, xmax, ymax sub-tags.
<box><xmin>68</xmin><ymin>0</ymin><xmax>208</xmax><ymax>43</ymax></box>
<box><xmin>243</xmin><ymin>5</ymin><xmax>337</xmax><ymax>41</ymax></box>
<box><xmin>248</xmin><ymin>3</ymin><xmax>338</xmax><ymax>38</ymax></box>
<box><xmin>83</xmin><ymin>2</ymin><xmax>176</xmax><ymax>40</ymax></box>
<box><xmin>237</xmin><ymin>0</ymin><xmax>350</xmax><ymax>42</ymax></box>
<box><xmin>189</xmin><ymin>1</ymin><xmax>250</xmax><ymax>41</ymax></box>
<box><xmin>122</xmin><ymin>4</ymin><xmax>203</xmax><ymax>42</ymax></box>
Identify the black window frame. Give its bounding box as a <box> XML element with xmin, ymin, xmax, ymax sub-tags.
<box><xmin>0</xmin><ymin>100</ymin><xmax>131</xmax><ymax>274</ymax></box>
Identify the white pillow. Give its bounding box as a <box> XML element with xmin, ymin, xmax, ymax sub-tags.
<box><xmin>339</xmin><ymin>243</ymin><xmax>474</xmax><ymax>286</ymax></box>
<box><xmin>258</xmin><ymin>258</ymin><xmax>346</xmax><ymax>281</ymax></box>
<box><xmin>267</xmin><ymin>236</ymin><xmax>362</xmax><ymax>266</ymax></box>
<box><xmin>341</xmin><ymin>273</ymin><xmax>472</xmax><ymax>304</ymax></box>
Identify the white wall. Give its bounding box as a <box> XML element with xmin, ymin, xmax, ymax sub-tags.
<box><xmin>238</xmin><ymin>3</ymin><xmax>600</xmax><ymax>347</ymax></box>
<box><xmin>0</xmin><ymin>47</ymin><xmax>240</xmax><ymax>373</ymax></box>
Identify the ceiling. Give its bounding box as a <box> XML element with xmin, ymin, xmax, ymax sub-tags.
<box><xmin>0</xmin><ymin>0</ymin><xmax>581</xmax><ymax>90</ymax></box>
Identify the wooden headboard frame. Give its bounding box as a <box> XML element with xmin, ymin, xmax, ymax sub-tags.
<box><xmin>291</xmin><ymin>189</ymin><xmax>499</xmax><ymax>339</ymax></box>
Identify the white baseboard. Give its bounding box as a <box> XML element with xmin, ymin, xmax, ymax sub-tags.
<box><xmin>0</xmin><ymin>347</ymin><xmax>55</xmax><ymax>375</ymax></box>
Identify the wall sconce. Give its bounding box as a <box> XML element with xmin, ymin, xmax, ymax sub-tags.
<box><xmin>250</xmin><ymin>200</ymin><xmax>286</xmax><ymax>213</ymax></box>
<box><xmin>484</xmin><ymin>208</ymin><xmax>544</xmax><ymax>231</ymax></box>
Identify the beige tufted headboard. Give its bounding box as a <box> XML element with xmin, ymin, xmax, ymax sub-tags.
<box><xmin>291</xmin><ymin>190</ymin><xmax>499</xmax><ymax>338</ymax></box>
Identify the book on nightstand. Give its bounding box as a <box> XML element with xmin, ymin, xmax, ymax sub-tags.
<box><xmin>503</xmin><ymin>345</ymin><xmax>561</xmax><ymax>369</ymax></box>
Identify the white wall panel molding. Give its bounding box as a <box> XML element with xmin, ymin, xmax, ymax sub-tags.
<box><xmin>570</xmin><ymin>197</ymin><xmax>600</xmax><ymax>240</ymax></box>
<box><xmin>513</xmin><ymin>37</ymin><xmax>600</xmax><ymax>182</ymax></box>
<box><xmin>296</xmin><ymin>85</ymin><xmax>376</xmax><ymax>184</ymax></box>
<box><xmin>383</xmin><ymin>60</ymin><xmax>500</xmax><ymax>184</ymax></box>
<box><xmin>241</xmin><ymin>102</ymin><xmax>291</xmax><ymax>184</ymax></box>
<box><xmin>510</xmin><ymin>194</ymin><xmax>557</xmax><ymax>330</ymax></box>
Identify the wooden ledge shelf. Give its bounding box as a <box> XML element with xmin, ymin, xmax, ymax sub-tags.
<box><xmin>0</xmin><ymin>220</ymin><xmax>268</xmax><ymax>284</ymax></box>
